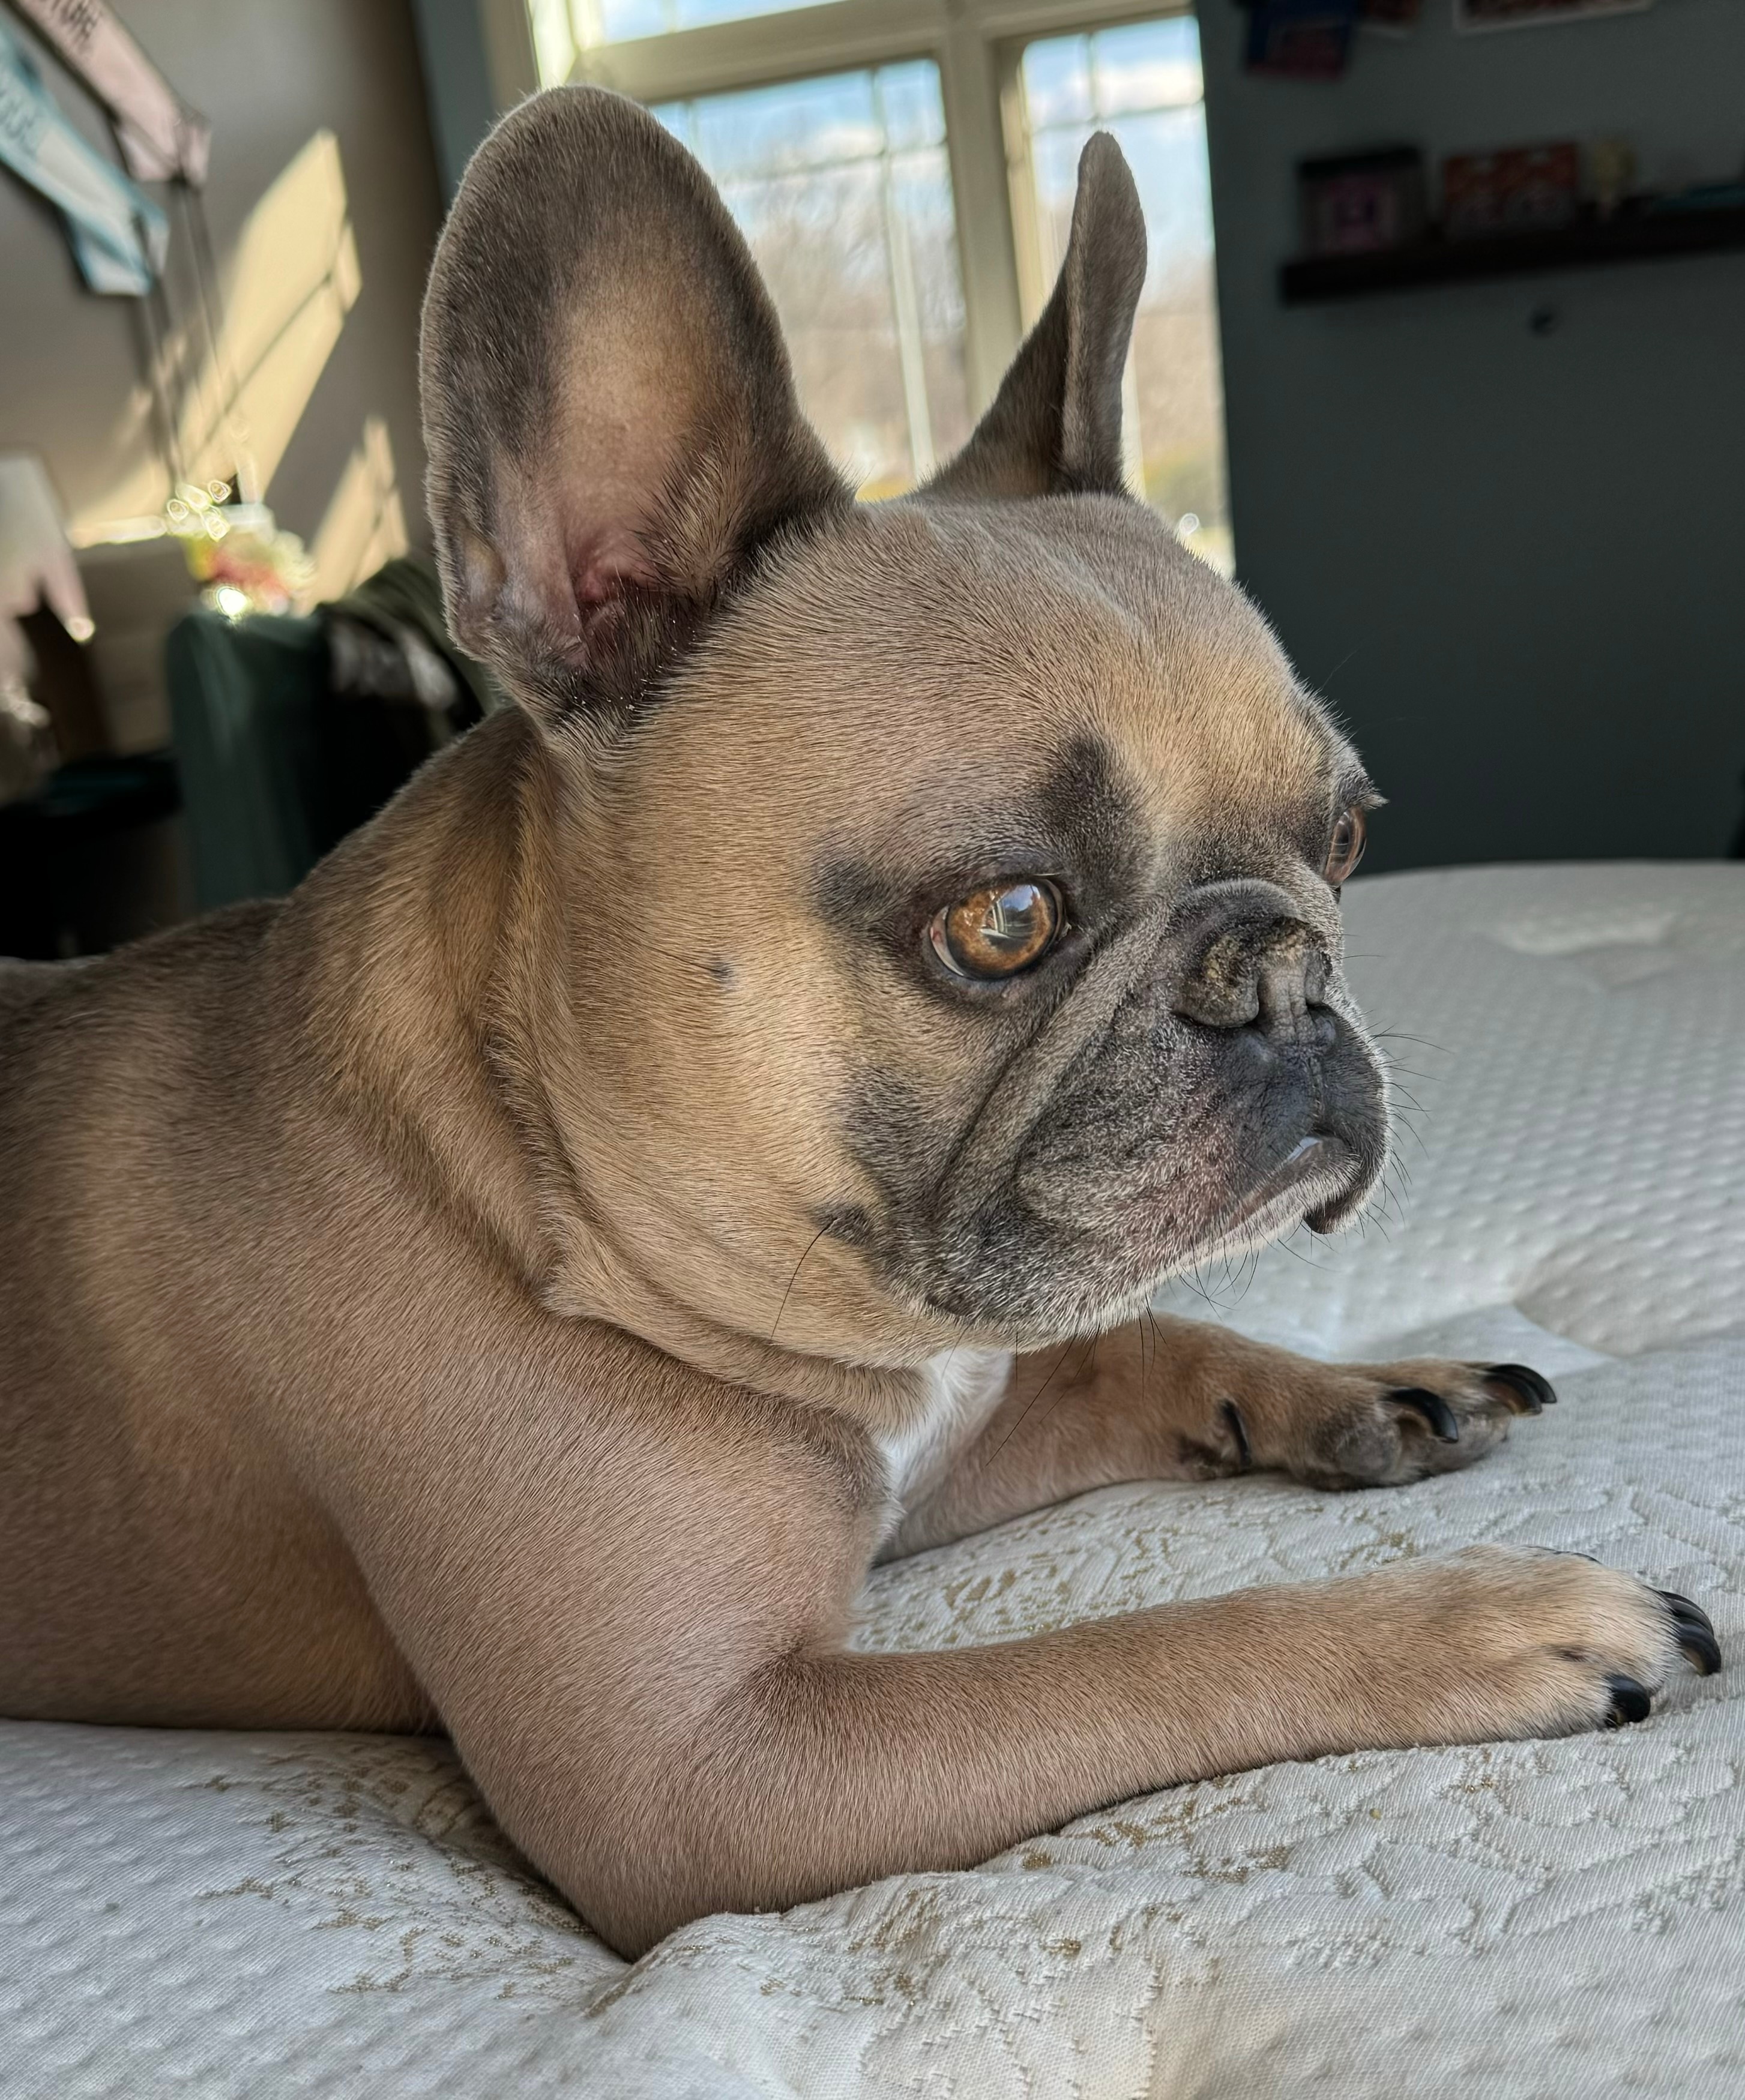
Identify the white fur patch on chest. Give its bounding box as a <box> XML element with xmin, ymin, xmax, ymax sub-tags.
<box><xmin>875</xmin><ymin>1348</ymin><xmax>1013</xmax><ymax>1516</ymax></box>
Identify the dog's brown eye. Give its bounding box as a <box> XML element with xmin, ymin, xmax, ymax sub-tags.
<box><xmin>931</xmin><ymin>880</ymin><xmax>1061</xmax><ymax>979</ymax></box>
<box><xmin>1324</xmin><ymin>807</ymin><xmax>1366</xmax><ymax>887</ymax></box>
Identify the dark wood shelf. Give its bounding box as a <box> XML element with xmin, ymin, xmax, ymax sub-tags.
<box><xmin>1279</xmin><ymin>206</ymin><xmax>1745</xmax><ymax>305</ymax></box>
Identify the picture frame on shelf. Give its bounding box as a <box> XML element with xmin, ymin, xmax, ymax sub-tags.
<box><xmin>1297</xmin><ymin>146</ymin><xmax>1427</xmax><ymax>256</ymax></box>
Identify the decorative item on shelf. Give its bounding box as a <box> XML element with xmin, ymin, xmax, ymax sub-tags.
<box><xmin>163</xmin><ymin>483</ymin><xmax>313</xmax><ymax>619</ymax></box>
<box><xmin>1442</xmin><ymin>142</ymin><xmax>1581</xmax><ymax>241</ymax></box>
<box><xmin>1240</xmin><ymin>0</ymin><xmax>1361</xmax><ymax>79</ymax></box>
<box><xmin>1298</xmin><ymin>146</ymin><xmax>1427</xmax><ymax>256</ymax></box>
<box><xmin>1454</xmin><ymin>0</ymin><xmax>1651</xmax><ymax>27</ymax></box>
<box><xmin>1588</xmin><ymin>137</ymin><xmax>1637</xmax><ymax>221</ymax></box>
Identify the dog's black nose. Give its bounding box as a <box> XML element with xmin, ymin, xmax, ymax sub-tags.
<box><xmin>1171</xmin><ymin>883</ymin><xmax>1335</xmax><ymax>1050</ymax></box>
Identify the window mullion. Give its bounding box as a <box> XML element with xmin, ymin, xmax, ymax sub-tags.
<box><xmin>936</xmin><ymin>14</ymin><xmax>1022</xmax><ymax>415</ymax></box>
<box><xmin>995</xmin><ymin>37</ymin><xmax>1047</xmax><ymax>329</ymax></box>
<box><xmin>872</xmin><ymin>74</ymin><xmax>938</xmax><ymax>479</ymax></box>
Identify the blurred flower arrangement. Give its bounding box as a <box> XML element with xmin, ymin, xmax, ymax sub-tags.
<box><xmin>165</xmin><ymin>479</ymin><xmax>313</xmax><ymax>618</ymax></box>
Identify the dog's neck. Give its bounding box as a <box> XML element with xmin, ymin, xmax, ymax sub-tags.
<box><xmin>293</xmin><ymin>711</ymin><xmax>953</xmax><ymax>1441</ymax></box>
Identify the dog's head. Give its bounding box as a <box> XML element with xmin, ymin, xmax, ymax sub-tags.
<box><xmin>420</xmin><ymin>89</ymin><xmax>1386</xmax><ymax>1364</ymax></box>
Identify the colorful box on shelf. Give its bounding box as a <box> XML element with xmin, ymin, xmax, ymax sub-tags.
<box><xmin>1442</xmin><ymin>142</ymin><xmax>1581</xmax><ymax>240</ymax></box>
<box><xmin>1297</xmin><ymin>146</ymin><xmax>1427</xmax><ymax>255</ymax></box>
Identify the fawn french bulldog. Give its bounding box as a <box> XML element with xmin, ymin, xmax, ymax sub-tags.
<box><xmin>0</xmin><ymin>89</ymin><xmax>1716</xmax><ymax>1957</ymax></box>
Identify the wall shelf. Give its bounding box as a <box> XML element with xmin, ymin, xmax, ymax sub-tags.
<box><xmin>1279</xmin><ymin>206</ymin><xmax>1745</xmax><ymax>305</ymax></box>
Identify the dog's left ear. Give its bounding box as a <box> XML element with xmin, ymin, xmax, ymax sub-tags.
<box><xmin>420</xmin><ymin>86</ymin><xmax>849</xmax><ymax>729</ymax></box>
<box><xmin>924</xmin><ymin>133</ymin><xmax>1145</xmax><ymax>503</ymax></box>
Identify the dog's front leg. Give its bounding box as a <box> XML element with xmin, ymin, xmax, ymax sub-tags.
<box><xmin>890</xmin><ymin>1317</ymin><xmax>1557</xmax><ymax>1555</ymax></box>
<box><xmin>330</xmin><ymin>1318</ymin><xmax>1710</xmax><ymax>1960</ymax></box>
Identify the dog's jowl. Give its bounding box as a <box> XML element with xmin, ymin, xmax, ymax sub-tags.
<box><xmin>0</xmin><ymin>88</ymin><xmax>1717</xmax><ymax>1957</ymax></box>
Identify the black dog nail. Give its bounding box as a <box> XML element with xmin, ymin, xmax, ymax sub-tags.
<box><xmin>1657</xmin><ymin>1592</ymin><xmax>1723</xmax><ymax>1677</ymax></box>
<box><xmin>1388</xmin><ymin>1388</ymin><xmax>1459</xmax><ymax>1442</ymax></box>
<box><xmin>1603</xmin><ymin>1675</ymin><xmax>1653</xmax><ymax>1727</ymax></box>
<box><xmin>1484</xmin><ymin>1364</ymin><xmax>1557</xmax><ymax>1412</ymax></box>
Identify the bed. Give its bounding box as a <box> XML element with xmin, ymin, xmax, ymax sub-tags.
<box><xmin>4</xmin><ymin>861</ymin><xmax>1741</xmax><ymax>2098</ymax></box>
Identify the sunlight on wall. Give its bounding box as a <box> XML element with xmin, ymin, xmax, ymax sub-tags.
<box><xmin>71</xmin><ymin>131</ymin><xmax>362</xmax><ymax>544</ymax></box>
<box><xmin>206</xmin><ymin>130</ymin><xmax>361</xmax><ymax>498</ymax></box>
<box><xmin>307</xmin><ymin>414</ymin><xmax>407</xmax><ymax>607</ymax></box>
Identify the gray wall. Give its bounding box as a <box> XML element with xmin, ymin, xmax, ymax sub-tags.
<box><xmin>1199</xmin><ymin>0</ymin><xmax>1745</xmax><ymax>871</ymax></box>
<box><xmin>1</xmin><ymin>0</ymin><xmax>443</xmax><ymax>566</ymax></box>
<box><xmin>408</xmin><ymin>0</ymin><xmax>499</xmax><ymax>197</ymax></box>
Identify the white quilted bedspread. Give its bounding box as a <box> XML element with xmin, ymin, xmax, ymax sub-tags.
<box><xmin>4</xmin><ymin>863</ymin><xmax>1743</xmax><ymax>2099</ymax></box>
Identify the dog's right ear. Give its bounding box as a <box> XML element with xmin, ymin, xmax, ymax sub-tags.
<box><xmin>420</xmin><ymin>87</ymin><xmax>848</xmax><ymax>731</ymax></box>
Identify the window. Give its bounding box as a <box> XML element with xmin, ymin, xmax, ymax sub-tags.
<box><xmin>540</xmin><ymin>1</ymin><xmax>1233</xmax><ymax>565</ymax></box>
<box><xmin>654</xmin><ymin>66</ymin><xmax>969</xmax><ymax>496</ymax></box>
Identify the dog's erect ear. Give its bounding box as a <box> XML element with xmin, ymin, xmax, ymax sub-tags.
<box><xmin>420</xmin><ymin>87</ymin><xmax>849</xmax><ymax>727</ymax></box>
<box><xmin>925</xmin><ymin>133</ymin><xmax>1145</xmax><ymax>504</ymax></box>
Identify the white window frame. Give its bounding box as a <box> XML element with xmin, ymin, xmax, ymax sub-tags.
<box><xmin>494</xmin><ymin>0</ymin><xmax>1193</xmax><ymax>419</ymax></box>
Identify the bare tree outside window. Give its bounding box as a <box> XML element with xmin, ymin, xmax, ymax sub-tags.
<box><xmin>655</xmin><ymin>66</ymin><xmax>971</xmax><ymax>498</ymax></box>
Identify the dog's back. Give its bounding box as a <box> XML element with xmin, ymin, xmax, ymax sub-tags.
<box><xmin>0</xmin><ymin>956</ymin><xmax>85</xmax><ymax>1021</ymax></box>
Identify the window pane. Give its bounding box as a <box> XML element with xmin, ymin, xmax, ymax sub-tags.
<box><xmin>579</xmin><ymin>0</ymin><xmax>831</xmax><ymax>44</ymax></box>
<box><xmin>692</xmin><ymin>72</ymin><xmax>881</xmax><ymax>178</ymax></box>
<box><xmin>1021</xmin><ymin>36</ymin><xmax>1091</xmax><ymax>129</ymax></box>
<box><xmin>652</xmin><ymin>64</ymin><xmax>970</xmax><ymax>499</ymax></box>
<box><xmin>1020</xmin><ymin>17</ymin><xmax>1232</xmax><ymax>575</ymax></box>
<box><xmin>1089</xmin><ymin>19</ymin><xmax>1204</xmax><ymax>115</ymax></box>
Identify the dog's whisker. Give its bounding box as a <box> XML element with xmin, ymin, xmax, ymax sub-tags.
<box><xmin>981</xmin><ymin>1329</ymin><xmax>1095</xmax><ymax>1470</ymax></box>
<box><xmin>1373</xmin><ymin>1028</ymin><xmax>1454</xmax><ymax>1056</ymax></box>
<box><xmin>768</xmin><ymin>1224</ymin><xmax>829</xmax><ymax>1344</ymax></box>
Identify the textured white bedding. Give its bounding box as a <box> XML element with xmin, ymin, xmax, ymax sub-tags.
<box><xmin>4</xmin><ymin>862</ymin><xmax>1742</xmax><ymax>2098</ymax></box>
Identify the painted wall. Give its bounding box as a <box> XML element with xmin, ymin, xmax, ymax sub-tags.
<box><xmin>409</xmin><ymin>0</ymin><xmax>501</xmax><ymax>197</ymax></box>
<box><xmin>1199</xmin><ymin>0</ymin><xmax>1745</xmax><ymax>871</ymax></box>
<box><xmin>1</xmin><ymin>0</ymin><xmax>444</xmax><ymax>583</ymax></box>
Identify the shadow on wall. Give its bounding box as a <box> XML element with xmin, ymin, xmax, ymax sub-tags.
<box><xmin>70</xmin><ymin>128</ymin><xmax>402</xmax><ymax>606</ymax></box>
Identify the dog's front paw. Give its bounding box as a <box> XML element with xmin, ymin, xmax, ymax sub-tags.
<box><xmin>1182</xmin><ymin>1356</ymin><xmax>1557</xmax><ymax>1490</ymax></box>
<box><xmin>1342</xmin><ymin>1545</ymin><xmax>1723</xmax><ymax>1747</ymax></box>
